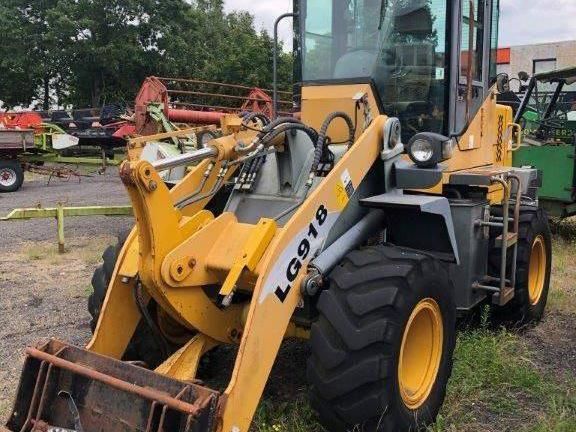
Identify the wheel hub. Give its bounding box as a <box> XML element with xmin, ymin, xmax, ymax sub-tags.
<box><xmin>528</xmin><ymin>235</ymin><xmax>546</xmax><ymax>305</ymax></box>
<box><xmin>0</xmin><ymin>168</ymin><xmax>17</xmax><ymax>187</ymax></box>
<box><xmin>398</xmin><ymin>298</ymin><xmax>443</xmax><ymax>410</ymax></box>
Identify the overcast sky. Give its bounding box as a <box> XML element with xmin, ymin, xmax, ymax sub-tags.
<box><xmin>224</xmin><ymin>0</ymin><xmax>576</xmax><ymax>48</ymax></box>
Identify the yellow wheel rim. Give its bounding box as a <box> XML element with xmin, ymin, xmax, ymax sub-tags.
<box><xmin>528</xmin><ymin>235</ymin><xmax>547</xmax><ymax>306</ymax></box>
<box><xmin>398</xmin><ymin>298</ymin><xmax>443</xmax><ymax>410</ymax></box>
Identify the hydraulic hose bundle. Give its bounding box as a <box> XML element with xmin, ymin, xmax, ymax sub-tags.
<box><xmin>270</xmin><ymin>112</ymin><xmax>355</xmax><ymax>221</ymax></box>
<box><xmin>234</xmin><ymin>116</ymin><xmax>318</xmax><ymax>191</ymax></box>
<box><xmin>175</xmin><ymin>111</ymin><xmax>355</xmax><ymax>213</ymax></box>
<box><xmin>312</xmin><ymin>111</ymin><xmax>355</xmax><ymax>175</ymax></box>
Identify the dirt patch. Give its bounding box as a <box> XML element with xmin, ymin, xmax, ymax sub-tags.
<box><xmin>202</xmin><ymin>339</ymin><xmax>310</xmax><ymax>401</ymax></box>
<box><xmin>525</xmin><ymin>237</ymin><xmax>576</xmax><ymax>381</ymax></box>
<box><xmin>525</xmin><ymin>312</ymin><xmax>576</xmax><ymax>381</ymax></box>
<box><xmin>0</xmin><ymin>170</ymin><xmax>133</xmax><ymax>422</ymax></box>
<box><xmin>0</xmin><ymin>237</ymin><xmax>113</xmax><ymax>420</ymax></box>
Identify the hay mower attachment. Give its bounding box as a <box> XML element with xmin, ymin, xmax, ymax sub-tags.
<box><xmin>127</xmin><ymin>77</ymin><xmax>292</xmax><ymax>182</ymax></box>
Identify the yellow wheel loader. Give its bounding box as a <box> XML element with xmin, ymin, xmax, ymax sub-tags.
<box><xmin>5</xmin><ymin>1</ymin><xmax>552</xmax><ymax>431</ymax></box>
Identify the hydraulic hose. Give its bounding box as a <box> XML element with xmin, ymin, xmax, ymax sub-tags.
<box><xmin>237</xmin><ymin>117</ymin><xmax>316</xmax><ymax>155</ymax></box>
<box><xmin>177</xmin><ymin>166</ymin><xmax>229</xmax><ymax>208</ymax></box>
<box><xmin>258</xmin><ymin>117</ymin><xmax>305</xmax><ymax>140</ymax></box>
<box><xmin>133</xmin><ymin>280</ymin><xmax>169</xmax><ymax>359</ymax></box>
<box><xmin>248</xmin><ymin>154</ymin><xmax>267</xmax><ymax>183</ymax></box>
<box><xmin>234</xmin><ymin>157</ymin><xmax>257</xmax><ymax>188</ymax></box>
<box><xmin>174</xmin><ymin>162</ymin><xmax>215</xmax><ymax>209</ymax></box>
<box><xmin>313</xmin><ymin>112</ymin><xmax>355</xmax><ymax>173</ymax></box>
<box><xmin>252</xmin><ymin>154</ymin><xmax>267</xmax><ymax>172</ymax></box>
<box><xmin>242</xmin><ymin>112</ymin><xmax>271</xmax><ymax>126</ymax></box>
<box><xmin>260</xmin><ymin>122</ymin><xmax>319</xmax><ymax>146</ymax></box>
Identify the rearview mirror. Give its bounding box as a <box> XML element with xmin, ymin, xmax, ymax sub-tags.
<box><xmin>518</xmin><ymin>71</ymin><xmax>530</xmax><ymax>82</ymax></box>
<box><xmin>496</xmin><ymin>74</ymin><xmax>511</xmax><ymax>94</ymax></box>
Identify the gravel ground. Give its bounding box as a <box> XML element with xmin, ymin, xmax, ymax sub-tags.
<box><xmin>0</xmin><ymin>167</ymin><xmax>134</xmax><ymax>418</ymax></box>
<box><xmin>0</xmin><ymin>167</ymin><xmax>133</xmax><ymax>242</ymax></box>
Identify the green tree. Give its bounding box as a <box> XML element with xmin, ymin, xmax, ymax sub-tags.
<box><xmin>0</xmin><ymin>2</ymin><xmax>43</xmax><ymax>109</ymax></box>
<box><xmin>0</xmin><ymin>0</ymin><xmax>294</xmax><ymax>109</ymax></box>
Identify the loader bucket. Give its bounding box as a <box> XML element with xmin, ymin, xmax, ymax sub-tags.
<box><xmin>5</xmin><ymin>339</ymin><xmax>219</xmax><ymax>432</ymax></box>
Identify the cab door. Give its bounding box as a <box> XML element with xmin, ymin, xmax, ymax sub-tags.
<box><xmin>451</xmin><ymin>0</ymin><xmax>494</xmax><ymax>137</ymax></box>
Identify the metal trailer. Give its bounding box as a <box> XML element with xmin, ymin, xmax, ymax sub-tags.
<box><xmin>0</xmin><ymin>129</ymin><xmax>34</xmax><ymax>192</ymax></box>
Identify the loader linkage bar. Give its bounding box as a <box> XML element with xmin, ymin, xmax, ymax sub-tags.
<box><xmin>6</xmin><ymin>340</ymin><xmax>219</xmax><ymax>432</ymax></box>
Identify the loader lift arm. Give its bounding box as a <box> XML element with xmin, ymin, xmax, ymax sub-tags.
<box><xmin>86</xmin><ymin>111</ymin><xmax>388</xmax><ymax>431</ymax></box>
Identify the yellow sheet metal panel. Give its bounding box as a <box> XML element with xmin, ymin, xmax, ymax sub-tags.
<box><xmin>244</xmin><ymin>219</ymin><xmax>277</xmax><ymax>271</ymax></box>
<box><xmin>442</xmin><ymin>91</ymin><xmax>501</xmax><ymax>174</ymax></box>
<box><xmin>301</xmin><ymin>84</ymin><xmax>380</xmax><ymax>142</ymax></box>
<box><xmin>155</xmin><ymin>334</ymin><xmax>218</xmax><ymax>381</ymax></box>
<box><xmin>218</xmin><ymin>218</ymin><xmax>277</xmax><ymax>297</ymax></box>
<box><xmin>204</xmin><ymin>222</ymin><xmax>255</xmax><ymax>273</ymax></box>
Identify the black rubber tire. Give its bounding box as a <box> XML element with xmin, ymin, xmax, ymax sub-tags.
<box><xmin>88</xmin><ymin>231</ymin><xmax>164</xmax><ymax>368</ymax></box>
<box><xmin>0</xmin><ymin>160</ymin><xmax>24</xmax><ymax>193</ymax></box>
<box><xmin>308</xmin><ymin>245</ymin><xmax>456</xmax><ymax>432</ymax></box>
<box><xmin>489</xmin><ymin>206</ymin><xmax>552</xmax><ymax>325</ymax></box>
<box><xmin>88</xmin><ymin>230</ymin><xmax>129</xmax><ymax>331</ymax></box>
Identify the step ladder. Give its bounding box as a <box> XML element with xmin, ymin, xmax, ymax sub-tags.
<box><xmin>451</xmin><ymin>168</ymin><xmax>523</xmax><ymax>306</ymax></box>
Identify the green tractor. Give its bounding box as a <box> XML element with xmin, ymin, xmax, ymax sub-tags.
<box><xmin>513</xmin><ymin>67</ymin><xmax>576</xmax><ymax>218</ymax></box>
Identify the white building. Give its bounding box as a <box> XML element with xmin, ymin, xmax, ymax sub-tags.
<box><xmin>497</xmin><ymin>40</ymin><xmax>576</xmax><ymax>90</ymax></box>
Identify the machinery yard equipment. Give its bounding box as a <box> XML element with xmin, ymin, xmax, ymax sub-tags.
<box><xmin>512</xmin><ymin>67</ymin><xmax>576</xmax><ymax>217</ymax></box>
<box><xmin>0</xmin><ymin>112</ymin><xmax>123</xmax><ymax>183</ymax></box>
<box><xmin>5</xmin><ymin>1</ymin><xmax>553</xmax><ymax>432</ymax></box>
<box><xmin>132</xmin><ymin>77</ymin><xmax>293</xmax><ymax>137</ymax></box>
<box><xmin>1</xmin><ymin>106</ymin><xmax>132</xmax><ymax>154</ymax></box>
<box><xmin>127</xmin><ymin>77</ymin><xmax>292</xmax><ymax>183</ymax></box>
<box><xmin>0</xmin><ymin>126</ymin><xmax>92</xmax><ymax>193</ymax></box>
<box><xmin>0</xmin><ymin>129</ymin><xmax>34</xmax><ymax>192</ymax></box>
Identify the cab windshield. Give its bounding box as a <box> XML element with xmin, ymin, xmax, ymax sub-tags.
<box><xmin>301</xmin><ymin>0</ymin><xmax>449</xmax><ymax>139</ymax></box>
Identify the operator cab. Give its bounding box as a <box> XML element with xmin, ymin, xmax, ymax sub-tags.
<box><xmin>297</xmin><ymin>0</ymin><xmax>501</xmax><ymax>142</ymax></box>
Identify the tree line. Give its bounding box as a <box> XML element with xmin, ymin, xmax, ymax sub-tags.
<box><xmin>0</xmin><ymin>0</ymin><xmax>293</xmax><ymax>110</ymax></box>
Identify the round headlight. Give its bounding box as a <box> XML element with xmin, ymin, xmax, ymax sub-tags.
<box><xmin>407</xmin><ymin>132</ymin><xmax>454</xmax><ymax>168</ymax></box>
<box><xmin>410</xmin><ymin>139</ymin><xmax>434</xmax><ymax>164</ymax></box>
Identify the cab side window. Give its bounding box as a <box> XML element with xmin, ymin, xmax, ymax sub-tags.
<box><xmin>454</xmin><ymin>0</ymin><xmax>489</xmax><ymax>134</ymax></box>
